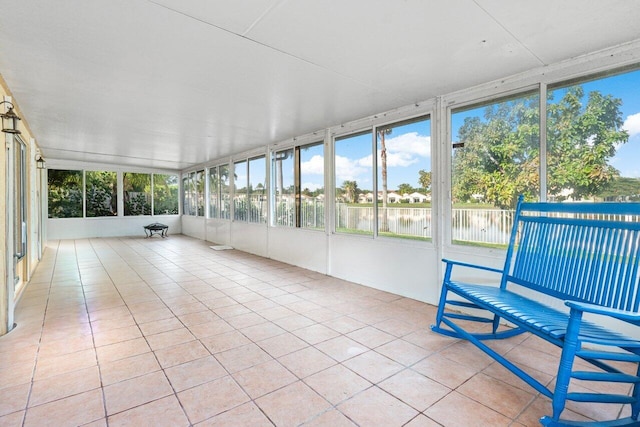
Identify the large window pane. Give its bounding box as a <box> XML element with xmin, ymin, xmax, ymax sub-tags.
<box><xmin>234</xmin><ymin>160</ymin><xmax>248</xmax><ymax>221</ymax></box>
<box><xmin>300</xmin><ymin>142</ymin><xmax>324</xmax><ymax>230</ymax></box>
<box><xmin>220</xmin><ymin>164</ymin><xmax>231</xmax><ymax>219</ymax></box>
<box><xmin>153</xmin><ymin>174</ymin><xmax>179</xmax><ymax>215</ymax></box>
<box><xmin>124</xmin><ymin>172</ymin><xmax>151</xmax><ymax>216</ymax></box>
<box><xmin>209</xmin><ymin>167</ymin><xmax>220</xmax><ymax>218</ymax></box>
<box><xmin>182</xmin><ymin>175</ymin><xmax>190</xmax><ymax>216</ymax></box>
<box><xmin>248</xmin><ymin>156</ymin><xmax>267</xmax><ymax>223</ymax></box>
<box><xmin>48</xmin><ymin>169</ymin><xmax>83</xmax><ymax>218</ymax></box>
<box><xmin>451</xmin><ymin>92</ymin><xmax>540</xmax><ymax>247</ymax></box>
<box><xmin>334</xmin><ymin>130</ymin><xmax>373</xmax><ymax>235</ymax></box>
<box><xmin>376</xmin><ymin>116</ymin><xmax>431</xmax><ymax>240</ymax></box>
<box><xmin>272</xmin><ymin>149</ymin><xmax>295</xmax><ymax>226</ymax></box>
<box><xmin>183</xmin><ymin>172</ymin><xmax>197</xmax><ymax>216</ymax></box>
<box><xmin>86</xmin><ymin>171</ymin><xmax>117</xmax><ymax>217</ymax></box>
<box><xmin>195</xmin><ymin>170</ymin><xmax>205</xmax><ymax>216</ymax></box>
<box><xmin>547</xmin><ymin>69</ymin><xmax>639</xmax><ymax>202</ymax></box>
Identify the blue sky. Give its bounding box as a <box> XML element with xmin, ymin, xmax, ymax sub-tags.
<box><xmin>584</xmin><ymin>69</ymin><xmax>640</xmax><ymax>178</ymax></box>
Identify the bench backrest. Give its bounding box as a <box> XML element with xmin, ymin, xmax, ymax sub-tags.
<box><xmin>504</xmin><ymin>197</ymin><xmax>640</xmax><ymax>311</ymax></box>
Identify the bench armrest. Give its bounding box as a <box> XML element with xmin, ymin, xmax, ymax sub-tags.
<box><xmin>442</xmin><ymin>258</ymin><xmax>504</xmax><ymax>275</ymax></box>
<box><xmin>565</xmin><ymin>300</ymin><xmax>640</xmax><ymax>325</ymax></box>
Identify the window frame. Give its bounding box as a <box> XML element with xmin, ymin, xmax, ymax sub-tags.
<box><xmin>47</xmin><ymin>169</ymin><xmax>84</xmax><ymax>219</ymax></box>
<box><xmin>123</xmin><ymin>172</ymin><xmax>152</xmax><ymax>216</ymax></box>
<box><xmin>271</xmin><ymin>140</ymin><xmax>325</xmax><ymax>230</ymax></box>
<box><xmin>447</xmin><ymin>88</ymin><xmax>541</xmax><ymax>249</ymax></box>
<box><xmin>85</xmin><ymin>170</ymin><xmax>118</xmax><ymax>218</ymax></box>
<box><xmin>333</xmin><ymin>128</ymin><xmax>374</xmax><ymax>236</ymax></box>
<box><xmin>374</xmin><ymin>114</ymin><xmax>432</xmax><ymax>240</ymax></box>
<box><xmin>247</xmin><ymin>155</ymin><xmax>267</xmax><ymax>224</ymax></box>
<box><xmin>152</xmin><ymin>173</ymin><xmax>179</xmax><ymax>215</ymax></box>
<box><xmin>333</xmin><ymin>113</ymin><xmax>433</xmax><ymax>240</ymax></box>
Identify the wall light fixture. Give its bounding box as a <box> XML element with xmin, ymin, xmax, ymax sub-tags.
<box><xmin>0</xmin><ymin>100</ymin><xmax>21</xmax><ymax>134</ymax></box>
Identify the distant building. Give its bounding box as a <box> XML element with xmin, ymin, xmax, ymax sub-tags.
<box><xmin>406</xmin><ymin>192</ymin><xmax>430</xmax><ymax>203</ymax></box>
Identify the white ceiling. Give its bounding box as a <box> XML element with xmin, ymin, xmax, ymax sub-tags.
<box><xmin>1</xmin><ymin>0</ymin><xmax>640</xmax><ymax>170</ymax></box>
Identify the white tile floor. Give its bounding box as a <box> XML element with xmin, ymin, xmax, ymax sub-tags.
<box><xmin>0</xmin><ymin>235</ymin><xmax>631</xmax><ymax>426</ymax></box>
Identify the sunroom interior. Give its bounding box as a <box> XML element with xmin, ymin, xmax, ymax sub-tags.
<box><xmin>2</xmin><ymin>1</ymin><xmax>640</xmax><ymax>426</ymax></box>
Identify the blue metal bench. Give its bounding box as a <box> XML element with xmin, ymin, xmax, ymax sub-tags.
<box><xmin>432</xmin><ymin>196</ymin><xmax>640</xmax><ymax>426</ymax></box>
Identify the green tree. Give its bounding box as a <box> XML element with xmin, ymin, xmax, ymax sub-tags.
<box><xmin>86</xmin><ymin>171</ymin><xmax>117</xmax><ymax>217</ymax></box>
<box><xmin>153</xmin><ymin>174</ymin><xmax>179</xmax><ymax>215</ymax></box>
<box><xmin>595</xmin><ymin>177</ymin><xmax>640</xmax><ymax>201</ymax></box>
<box><xmin>397</xmin><ymin>183</ymin><xmax>414</xmax><ymax>195</ymax></box>
<box><xmin>124</xmin><ymin>172</ymin><xmax>151</xmax><ymax>215</ymax></box>
<box><xmin>452</xmin><ymin>86</ymin><xmax>628</xmax><ymax>209</ymax></box>
<box><xmin>452</xmin><ymin>96</ymin><xmax>540</xmax><ymax>209</ymax></box>
<box><xmin>341</xmin><ymin>180</ymin><xmax>359</xmax><ymax>203</ymax></box>
<box><xmin>547</xmin><ymin>87</ymin><xmax>627</xmax><ymax>200</ymax></box>
<box><xmin>418</xmin><ymin>170</ymin><xmax>431</xmax><ymax>192</ymax></box>
<box><xmin>48</xmin><ymin>169</ymin><xmax>83</xmax><ymax>218</ymax></box>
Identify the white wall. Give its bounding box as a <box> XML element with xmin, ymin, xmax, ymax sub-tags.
<box><xmin>268</xmin><ymin>227</ymin><xmax>328</xmax><ymax>274</ymax></box>
<box><xmin>329</xmin><ymin>234</ymin><xmax>439</xmax><ymax>302</ymax></box>
<box><xmin>181</xmin><ymin>215</ymin><xmax>205</xmax><ymax>240</ymax></box>
<box><xmin>204</xmin><ymin>219</ymin><xmax>231</xmax><ymax>246</ymax></box>
<box><xmin>196</xmin><ymin>219</ymin><xmax>441</xmax><ymax>303</ymax></box>
<box><xmin>48</xmin><ymin>216</ymin><xmax>181</xmax><ymax>240</ymax></box>
<box><xmin>230</xmin><ymin>222</ymin><xmax>268</xmax><ymax>258</ymax></box>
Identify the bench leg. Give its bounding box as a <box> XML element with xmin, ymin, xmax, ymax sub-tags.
<box><xmin>433</xmin><ymin>277</ymin><xmax>450</xmax><ymax>329</ymax></box>
<box><xmin>549</xmin><ymin>308</ymin><xmax>583</xmax><ymax>422</ymax></box>
<box><xmin>632</xmin><ymin>363</ymin><xmax>640</xmax><ymax>420</ymax></box>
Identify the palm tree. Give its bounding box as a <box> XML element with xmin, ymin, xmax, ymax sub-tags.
<box><xmin>418</xmin><ymin>169</ymin><xmax>432</xmax><ymax>193</ymax></box>
<box><xmin>378</xmin><ymin>127</ymin><xmax>392</xmax><ymax>231</ymax></box>
<box><xmin>341</xmin><ymin>180</ymin><xmax>358</xmax><ymax>203</ymax></box>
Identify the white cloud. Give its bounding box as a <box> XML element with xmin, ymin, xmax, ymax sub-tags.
<box><xmin>356</xmin><ymin>154</ymin><xmax>373</xmax><ymax>168</ymax></box>
<box><xmin>335</xmin><ymin>154</ymin><xmax>370</xmax><ymax>184</ymax></box>
<box><xmin>300</xmin><ymin>154</ymin><xmax>324</xmax><ymax>175</ymax></box>
<box><xmin>386</xmin><ymin>132</ymin><xmax>431</xmax><ymax>158</ymax></box>
<box><xmin>623</xmin><ymin>113</ymin><xmax>640</xmax><ymax>138</ymax></box>
<box><xmin>376</xmin><ymin>132</ymin><xmax>431</xmax><ymax>167</ymax></box>
<box><xmin>380</xmin><ymin>150</ymin><xmax>420</xmax><ymax>167</ymax></box>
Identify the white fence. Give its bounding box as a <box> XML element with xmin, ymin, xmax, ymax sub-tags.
<box><xmin>336</xmin><ymin>205</ymin><xmax>640</xmax><ymax>245</ymax></box>
<box><xmin>332</xmin><ymin>203</ymin><xmax>516</xmax><ymax>244</ymax></box>
<box><xmin>451</xmin><ymin>208</ymin><xmax>515</xmax><ymax>245</ymax></box>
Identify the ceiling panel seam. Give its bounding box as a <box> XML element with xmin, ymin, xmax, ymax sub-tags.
<box><xmin>473</xmin><ymin>0</ymin><xmax>546</xmax><ymax>66</ymax></box>
<box><xmin>242</xmin><ymin>0</ymin><xmax>289</xmax><ymax>36</ymax></box>
<box><xmin>145</xmin><ymin>0</ymin><xmax>408</xmax><ymax>104</ymax></box>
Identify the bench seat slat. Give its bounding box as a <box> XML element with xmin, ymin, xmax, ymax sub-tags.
<box><xmin>447</xmin><ymin>281</ymin><xmax>639</xmax><ymax>346</ymax></box>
